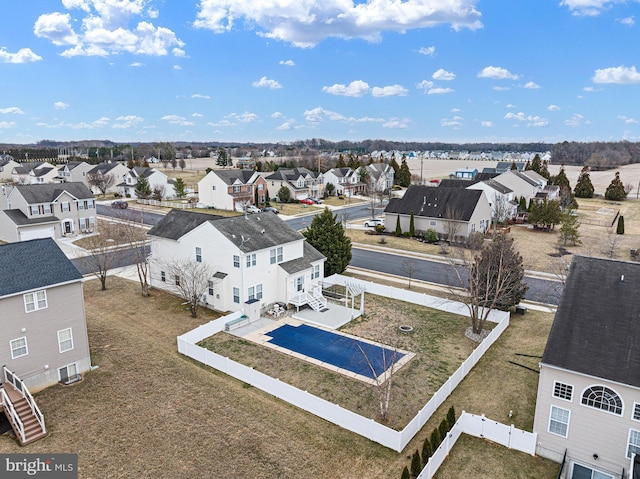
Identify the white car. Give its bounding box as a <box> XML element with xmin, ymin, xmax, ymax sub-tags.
<box><xmin>364</xmin><ymin>218</ymin><xmax>385</xmax><ymax>227</ymax></box>
<box><xmin>246</xmin><ymin>205</ymin><xmax>261</xmax><ymax>214</ymax></box>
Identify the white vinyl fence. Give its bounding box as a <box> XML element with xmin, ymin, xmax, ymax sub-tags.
<box><xmin>136</xmin><ymin>198</ymin><xmax>194</xmax><ymax>209</ymax></box>
<box><xmin>177</xmin><ymin>275</ymin><xmax>510</xmax><ymax>452</ymax></box>
<box><xmin>417</xmin><ymin>412</ymin><xmax>537</xmax><ymax>479</ymax></box>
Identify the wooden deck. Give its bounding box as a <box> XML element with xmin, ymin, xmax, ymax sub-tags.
<box><xmin>0</xmin><ymin>381</ymin><xmax>48</xmax><ymax>446</ymax></box>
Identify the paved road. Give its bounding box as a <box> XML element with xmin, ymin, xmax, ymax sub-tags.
<box><xmin>72</xmin><ymin>246</ymin><xmax>147</xmax><ymax>276</ymax></box>
<box><xmin>284</xmin><ymin>203</ymin><xmax>382</xmax><ymax>230</ymax></box>
<box><xmin>97</xmin><ymin>204</ymin><xmax>165</xmax><ymax>226</ymax></box>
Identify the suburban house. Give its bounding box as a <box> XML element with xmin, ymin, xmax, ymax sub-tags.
<box><xmin>495</xmin><ymin>161</ymin><xmax>526</xmax><ymax>173</ymax></box>
<box><xmin>57</xmin><ymin>161</ymin><xmax>93</xmax><ymax>187</ymax></box>
<box><xmin>197</xmin><ymin>170</ymin><xmax>268</xmax><ymax>211</ymax></box>
<box><xmin>533</xmin><ymin>256</ymin><xmax>640</xmax><ymax>479</ymax></box>
<box><xmin>323</xmin><ymin>168</ymin><xmax>366</xmax><ymax>196</ymax></box>
<box><xmin>0</xmin><ymin>182</ymin><xmax>96</xmax><ymax>242</ymax></box>
<box><xmin>118</xmin><ymin>167</ymin><xmax>175</xmax><ymax>199</ymax></box>
<box><xmin>264</xmin><ymin>168</ymin><xmax>324</xmax><ymax>201</ymax></box>
<box><xmin>87</xmin><ymin>161</ymin><xmax>129</xmax><ymax>195</ymax></box>
<box><xmin>493</xmin><ymin>170</ymin><xmax>544</xmax><ymax>203</ymax></box>
<box><xmin>467</xmin><ymin>179</ymin><xmax>518</xmax><ymax>223</ymax></box>
<box><xmin>383</xmin><ymin>185</ymin><xmax>492</xmax><ymax>242</ymax></box>
<box><xmin>452</xmin><ymin>167</ymin><xmax>478</xmax><ymax>180</ymax></box>
<box><xmin>366</xmin><ymin>163</ymin><xmax>395</xmax><ymax>192</ymax></box>
<box><xmin>147</xmin><ymin>209</ymin><xmax>326</xmax><ymax>314</ymax></box>
<box><xmin>0</xmin><ymin>239</ymin><xmax>91</xmax><ymax>444</ymax></box>
<box><xmin>0</xmin><ymin>156</ymin><xmax>20</xmax><ymax>182</ymax></box>
<box><xmin>12</xmin><ymin>161</ymin><xmax>59</xmax><ymax>185</ymax></box>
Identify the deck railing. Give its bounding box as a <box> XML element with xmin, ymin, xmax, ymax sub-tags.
<box><xmin>2</xmin><ymin>366</ymin><xmax>46</xmax><ymax>435</ymax></box>
<box><xmin>0</xmin><ymin>387</ymin><xmax>25</xmax><ymax>444</ymax></box>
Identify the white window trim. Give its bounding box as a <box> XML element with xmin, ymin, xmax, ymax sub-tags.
<box><xmin>10</xmin><ymin>337</ymin><xmax>28</xmax><ymax>359</ymax></box>
<box><xmin>58</xmin><ymin>363</ymin><xmax>78</xmax><ymax>382</ymax></box>
<box><xmin>24</xmin><ymin>290</ymin><xmax>47</xmax><ymax>313</ymax></box>
<box><xmin>580</xmin><ymin>384</ymin><xmax>624</xmax><ymax>417</ymax></box>
<box><xmin>633</xmin><ymin>402</ymin><xmax>640</xmax><ymax>422</ymax></box>
<box><xmin>570</xmin><ymin>463</ymin><xmax>613</xmax><ymax>479</ymax></box>
<box><xmin>628</xmin><ymin>428</ymin><xmax>640</xmax><ymax>459</ymax></box>
<box><xmin>57</xmin><ymin>328</ymin><xmax>74</xmax><ymax>353</ymax></box>
<box><xmin>548</xmin><ymin>405</ymin><xmax>570</xmax><ymax>438</ymax></box>
<box><xmin>553</xmin><ymin>381</ymin><xmax>574</xmax><ymax>403</ymax></box>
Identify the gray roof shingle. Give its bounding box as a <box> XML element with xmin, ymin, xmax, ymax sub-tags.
<box><xmin>0</xmin><ymin>238</ymin><xmax>82</xmax><ymax>297</ymax></box>
<box><xmin>2</xmin><ymin>209</ymin><xmax>59</xmax><ymax>226</ymax></box>
<box><xmin>384</xmin><ymin>186</ymin><xmax>483</xmax><ymax>221</ymax></box>
<box><xmin>14</xmin><ymin>182</ymin><xmax>94</xmax><ymax>204</ymax></box>
<box><xmin>147</xmin><ymin>209</ymin><xmax>224</xmax><ymax>240</ymax></box>
<box><xmin>542</xmin><ymin>255</ymin><xmax>640</xmax><ymax>388</ymax></box>
<box><xmin>279</xmin><ymin>242</ymin><xmax>325</xmax><ymax>274</ymax></box>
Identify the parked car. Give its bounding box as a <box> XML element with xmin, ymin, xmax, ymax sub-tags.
<box><xmin>309</xmin><ymin>197</ymin><xmax>324</xmax><ymax>204</ymax></box>
<box><xmin>245</xmin><ymin>205</ymin><xmax>261</xmax><ymax>214</ymax></box>
<box><xmin>261</xmin><ymin>206</ymin><xmax>279</xmax><ymax>214</ymax></box>
<box><xmin>364</xmin><ymin>218</ymin><xmax>385</xmax><ymax>227</ymax></box>
<box><xmin>111</xmin><ymin>200</ymin><xmax>128</xmax><ymax>209</ymax></box>
<box><xmin>300</xmin><ymin>198</ymin><xmax>315</xmax><ymax>205</ymax></box>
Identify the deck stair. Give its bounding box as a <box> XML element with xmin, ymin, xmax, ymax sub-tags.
<box><xmin>0</xmin><ymin>366</ymin><xmax>47</xmax><ymax>445</ymax></box>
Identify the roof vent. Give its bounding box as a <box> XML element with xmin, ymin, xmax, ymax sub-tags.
<box><xmin>621</xmin><ymin>275</ymin><xmax>625</xmax><ymax>282</ymax></box>
<box><xmin>261</xmin><ymin>229</ymin><xmax>265</xmax><ymax>234</ymax></box>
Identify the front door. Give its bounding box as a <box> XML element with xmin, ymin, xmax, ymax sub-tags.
<box><xmin>295</xmin><ymin>275</ymin><xmax>304</xmax><ymax>292</ymax></box>
<box><xmin>64</xmin><ymin>221</ymin><xmax>72</xmax><ymax>234</ymax></box>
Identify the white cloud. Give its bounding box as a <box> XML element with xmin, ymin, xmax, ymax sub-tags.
<box><xmin>432</xmin><ymin>68</ymin><xmax>455</xmax><ymax>81</ymax></box>
<box><xmin>192</xmin><ymin>93</ymin><xmax>211</xmax><ymax>99</ymax></box>
<box><xmin>173</xmin><ymin>48</ymin><xmax>186</xmax><ymax>57</ymax></box>
<box><xmin>441</xmin><ymin>116</ymin><xmax>463</xmax><ymax>127</ymax></box>
<box><xmin>371</xmin><ymin>85</ymin><xmax>408</xmax><ymax>97</ymax></box>
<box><xmin>583</xmin><ymin>86</ymin><xmax>595</xmax><ymax>92</ymax></box>
<box><xmin>493</xmin><ymin>86</ymin><xmax>510</xmax><ymax>91</ymax></box>
<box><xmin>113</xmin><ymin>115</ymin><xmax>144</xmax><ymax>128</ymax></box>
<box><xmin>252</xmin><ymin>76</ymin><xmax>283</xmax><ymax>89</ymax></box>
<box><xmin>0</xmin><ymin>47</ymin><xmax>42</xmax><ymax>64</ymax></box>
<box><xmin>54</xmin><ymin>102</ymin><xmax>69</xmax><ymax>110</ymax></box>
<box><xmin>565</xmin><ymin>113</ymin><xmax>590</xmax><ymax>127</ymax></box>
<box><xmin>279</xmin><ymin>59</ymin><xmax>295</xmax><ymax>66</ymax></box>
<box><xmin>451</xmin><ymin>108</ymin><xmax>461</xmax><ymax>112</ymax></box>
<box><xmin>192</xmin><ymin>113</ymin><xmax>203</xmax><ymax>117</ymax></box>
<box><xmin>593</xmin><ymin>65</ymin><xmax>640</xmax><ymax>84</ymax></box>
<box><xmin>35</xmin><ymin>2</ymin><xmax>184</xmax><ymax>57</ymax></box>
<box><xmin>416</xmin><ymin>80</ymin><xmax>434</xmax><ymax>92</ymax></box>
<box><xmin>173</xmin><ymin>65</ymin><xmax>182</xmax><ymax>70</ymax></box>
<box><xmin>418</xmin><ymin>46</ymin><xmax>436</xmax><ymax>56</ymax></box>
<box><xmin>271</xmin><ymin>111</ymin><xmax>284</xmax><ymax>119</ymax></box>
<box><xmin>478</xmin><ymin>66</ymin><xmax>519</xmax><ymax>80</ymax></box>
<box><xmin>148</xmin><ymin>8</ymin><xmax>159</xmax><ymax>19</ymax></box>
<box><xmin>506</xmin><ymin>104</ymin><xmax>516</xmax><ymax>109</ymax></box>
<box><xmin>0</xmin><ymin>121</ymin><xmax>16</xmax><ymax>129</ymax></box>
<box><xmin>504</xmin><ymin>111</ymin><xmax>549</xmax><ymax>127</ymax></box>
<box><xmin>481</xmin><ymin>121</ymin><xmax>493</xmax><ymax>127</ymax></box>
<box><xmin>322</xmin><ymin>80</ymin><xmax>370</xmax><ymax>97</ymax></box>
<box><xmin>560</xmin><ymin>0</ymin><xmax>628</xmax><ymax>16</ymax></box>
<box><xmin>130</xmin><ymin>61</ymin><xmax>143</xmax><ymax>67</ymax></box>
<box><xmin>303</xmin><ymin>106</ymin><xmax>383</xmax><ymax>124</ymax></box>
<box><xmin>161</xmin><ymin>114</ymin><xmax>195</xmax><ymax>126</ymax></box>
<box><xmin>524</xmin><ymin>81</ymin><xmax>541</xmax><ymax>89</ymax></box>
<box><xmin>619</xmin><ymin>115</ymin><xmax>639</xmax><ymax>124</ymax></box>
<box><xmin>383</xmin><ymin>118</ymin><xmax>409</xmax><ymax>129</ymax></box>
<box><xmin>194</xmin><ymin>1</ymin><xmax>482</xmax><ymax>48</ymax></box>
<box><xmin>428</xmin><ymin>87</ymin><xmax>454</xmax><ymax>95</ymax></box>
<box><xmin>0</xmin><ymin>107</ymin><xmax>25</xmax><ymax>115</ymax></box>
<box><xmin>548</xmin><ymin>104</ymin><xmax>561</xmax><ymax>111</ymax></box>
<box><xmin>71</xmin><ymin>116</ymin><xmax>110</xmax><ymax>129</ymax></box>
<box><xmin>619</xmin><ymin>16</ymin><xmax>635</xmax><ymax>25</ymax></box>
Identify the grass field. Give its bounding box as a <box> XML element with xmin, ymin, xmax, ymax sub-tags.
<box><xmin>0</xmin><ymin>277</ymin><xmax>559</xmax><ymax>478</ymax></box>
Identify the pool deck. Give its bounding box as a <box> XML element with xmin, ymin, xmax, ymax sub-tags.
<box><xmin>291</xmin><ymin>302</ymin><xmax>360</xmax><ymax>329</ymax></box>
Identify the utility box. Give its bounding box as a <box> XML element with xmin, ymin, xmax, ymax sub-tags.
<box><xmin>515</xmin><ymin>305</ymin><xmax>527</xmax><ymax>315</ymax></box>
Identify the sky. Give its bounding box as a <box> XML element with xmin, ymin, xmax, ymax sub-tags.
<box><xmin>1</xmin><ymin>0</ymin><xmax>640</xmax><ymax>145</ymax></box>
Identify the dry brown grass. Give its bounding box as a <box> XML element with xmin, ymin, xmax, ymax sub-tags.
<box><xmin>0</xmin><ymin>278</ymin><xmax>558</xmax><ymax>478</ymax></box>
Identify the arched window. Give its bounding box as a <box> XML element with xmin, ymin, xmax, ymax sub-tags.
<box><xmin>581</xmin><ymin>386</ymin><xmax>623</xmax><ymax>415</ymax></box>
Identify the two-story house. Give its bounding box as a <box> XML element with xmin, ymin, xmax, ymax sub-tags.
<box><xmin>493</xmin><ymin>170</ymin><xmax>545</xmax><ymax>204</ymax></box>
<box><xmin>87</xmin><ymin>161</ymin><xmax>129</xmax><ymax>195</ymax></box>
<box><xmin>533</xmin><ymin>256</ymin><xmax>640</xmax><ymax>479</ymax></box>
<box><xmin>198</xmin><ymin>170</ymin><xmax>268</xmax><ymax>211</ymax></box>
<box><xmin>0</xmin><ymin>182</ymin><xmax>96</xmax><ymax>242</ymax></box>
<box><xmin>466</xmin><ymin>178</ymin><xmax>518</xmax><ymax>223</ymax></box>
<box><xmin>148</xmin><ymin>209</ymin><xmax>326</xmax><ymax>314</ymax></box>
<box><xmin>57</xmin><ymin>161</ymin><xmax>93</xmax><ymax>187</ymax></box>
<box><xmin>118</xmin><ymin>167</ymin><xmax>175</xmax><ymax>199</ymax></box>
<box><xmin>264</xmin><ymin>168</ymin><xmax>324</xmax><ymax>201</ymax></box>
<box><xmin>12</xmin><ymin>161</ymin><xmax>59</xmax><ymax>185</ymax></box>
<box><xmin>383</xmin><ymin>185</ymin><xmax>491</xmax><ymax>242</ymax></box>
<box><xmin>323</xmin><ymin>168</ymin><xmax>366</xmax><ymax>197</ymax></box>
<box><xmin>367</xmin><ymin>163</ymin><xmax>395</xmax><ymax>192</ymax></box>
<box><xmin>0</xmin><ymin>156</ymin><xmax>20</xmax><ymax>182</ymax></box>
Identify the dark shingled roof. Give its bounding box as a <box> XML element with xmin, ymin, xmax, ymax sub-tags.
<box><xmin>438</xmin><ymin>179</ymin><xmax>477</xmax><ymax>188</ymax></box>
<box><xmin>475</xmin><ymin>172</ymin><xmax>500</xmax><ymax>182</ymax></box>
<box><xmin>384</xmin><ymin>186</ymin><xmax>483</xmax><ymax>221</ymax></box>
<box><xmin>542</xmin><ymin>256</ymin><xmax>640</xmax><ymax>388</ymax></box>
<box><xmin>279</xmin><ymin>242</ymin><xmax>325</xmax><ymax>274</ymax></box>
<box><xmin>213</xmin><ymin>170</ymin><xmax>256</xmax><ymax>185</ymax></box>
<box><xmin>14</xmin><ymin>182</ymin><xmax>94</xmax><ymax>204</ymax></box>
<box><xmin>147</xmin><ymin>209</ymin><xmax>224</xmax><ymax>240</ymax></box>
<box><xmin>2</xmin><ymin>209</ymin><xmax>59</xmax><ymax>226</ymax></box>
<box><xmin>482</xmin><ymin>179</ymin><xmax>512</xmax><ymax>194</ymax></box>
<box><xmin>0</xmin><ymin>238</ymin><xmax>82</xmax><ymax>297</ymax></box>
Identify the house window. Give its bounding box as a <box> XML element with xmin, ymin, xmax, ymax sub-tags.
<box><xmin>233</xmin><ymin>287</ymin><xmax>240</xmax><ymax>304</ymax></box>
<box><xmin>57</xmin><ymin>328</ymin><xmax>74</xmax><ymax>353</ymax></box>
<box><xmin>553</xmin><ymin>382</ymin><xmax>573</xmax><ymax>402</ymax></box>
<box><xmin>429</xmin><ymin>220</ymin><xmax>437</xmax><ymax>227</ymax></box>
<box><xmin>246</xmin><ymin>253</ymin><xmax>256</xmax><ymax>268</ymax></box>
<box><xmin>295</xmin><ymin>276</ymin><xmax>304</xmax><ymax>292</ymax></box>
<box><xmin>548</xmin><ymin>405</ymin><xmax>570</xmax><ymax>437</ymax></box>
<box><xmin>78</xmin><ymin>201</ymin><xmax>85</xmax><ymax>210</ymax></box>
<box><xmin>256</xmin><ymin>284</ymin><xmax>263</xmax><ymax>300</ymax></box>
<box><xmin>10</xmin><ymin>337</ymin><xmax>28</xmax><ymax>359</ymax></box>
<box><xmin>89</xmin><ymin>217</ymin><xmax>96</xmax><ymax>228</ymax></box>
<box><xmin>570</xmin><ymin>464</ymin><xmax>613</xmax><ymax>479</ymax></box>
<box><xmin>175</xmin><ymin>275</ymin><xmax>180</xmax><ymax>286</ymax></box>
<box><xmin>258</xmin><ymin>184</ymin><xmax>264</xmax><ymax>190</ymax></box>
<box><xmin>471</xmin><ymin>223</ymin><xmax>476</xmax><ymax>232</ymax></box>
<box><xmin>24</xmin><ymin>290</ymin><xmax>47</xmax><ymax>312</ymax></box>
<box><xmin>633</xmin><ymin>403</ymin><xmax>640</xmax><ymax>422</ymax></box>
<box><xmin>248</xmin><ymin>286</ymin><xmax>255</xmax><ymax>301</ymax></box>
<box><xmin>208</xmin><ymin>280</ymin><xmax>214</xmax><ymax>296</ymax></box>
<box><xmin>581</xmin><ymin>385</ymin><xmax>623</xmax><ymax>415</ymax></box>
<box><xmin>196</xmin><ymin>247</ymin><xmax>202</xmax><ymax>262</ymax></box>
<box><xmin>270</xmin><ymin>247</ymin><xmax>283</xmax><ymax>264</ymax></box>
<box><xmin>312</xmin><ymin>265</ymin><xmax>320</xmax><ymax>279</ymax></box>
<box><xmin>628</xmin><ymin>429</ymin><xmax>640</xmax><ymax>458</ymax></box>
<box><xmin>233</xmin><ymin>185</ymin><xmax>241</xmax><ymax>193</ymax></box>
<box><xmin>88</xmin><ymin>200</ymin><xmax>95</xmax><ymax>209</ymax></box>
<box><xmin>212</xmin><ymin>185</ymin><xmax>216</xmax><ymax>190</ymax></box>
<box><xmin>59</xmin><ymin>363</ymin><xmax>78</xmax><ymax>383</ymax></box>
<box><xmin>160</xmin><ymin>271</ymin><xmax>166</xmax><ymax>282</ymax></box>
<box><xmin>233</xmin><ymin>255</ymin><xmax>240</xmax><ymax>268</ymax></box>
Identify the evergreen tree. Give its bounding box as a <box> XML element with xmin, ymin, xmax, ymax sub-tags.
<box><xmin>430</xmin><ymin>428</ymin><xmax>442</xmax><ymax>451</ymax></box>
<box><xmin>605</xmin><ymin>171</ymin><xmax>627</xmax><ymax>201</ymax></box>
<box><xmin>303</xmin><ymin>208</ymin><xmax>352</xmax><ymax>276</ymax></box>
<box><xmin>325</xmin><ymin>183</ymin><xmax>336</xmax><ymax>196</ymax></box>
<box><xmin>574</xmin><ymin>166</ymin><xmax>595</xmax><ymax>198</ymax></box>
<box><xmin>518</xmin><ymin>196</ymin><xmax>527</xmax><ymax>212</ymax></box>
<box><xmin>524</xmin><ymin>159</ymin><xmax>531</xmax><ymax>170</ymax></box>
<box><xmin>397</xmin><ymin>157</ymin><xmax>411</xmax><ymax>187</ymax></box>
<box><xmin>447</xmin><ymin>406</ymin><xmax>456</xmax><ymax>430</ymax></box>
<box><xmin>173</xmin><ymin>177</ymin><xmax>187</xmax><ymax>199</ymax></box>
<box><xmin>134</xmin><ymin>175</ymin><xmax>152</xmax><ymax>199</ymax></box>
<box><xmin>540</xmin><ymin>160</ymin><xmax>551</xmax><ymax>180</ymax></box>
<box><xmin>529</xmin><ymin>154</ymin><xmax>542</xmax><ymax>174</ymax></box>
<box><xmin>438</xmin><ymin>418</ymin><xmax>449</xmax><ymax>441</ymax></box>
<box><xmin>335</xmin><ymin>153</ymin><xmax>346</xmax><ymax>168</ymax></box>
<box><xmin>409</xmin><ymin>212</ymin><xmax>415</xmax><ymax>237</ymax></box>
<box><xmin>617</xmin><ymin>215</ymin><xmax>625</xmax><ymax>235</ymax></box>
<box><xmin>277</xmin><ymin>185</ymin><xmax>291</xmax><ymax>203</ymax></box>
<box><xmin>347</xmin><ymin>152</ymin><xmax>357</xmax><ymax>169</ymax></box>
<box><xmin>216</xmin><ymin>147</ymin><xmax>229</xmax><ymax>167</ymax></box>
<box><xmin>558</xmin><ymin>186</ymin><xmax>579</xmax><ymax>210</ymax></box>
<box><xmin>421</xmin><ymin>437</ymin><xmax>433</xmax><ymax>466</ymax></box>
<box><xmin>400</xmin><ymin>466</ymin><xmax>410</xmax><ymax>479</ymax></box>
<box><xmin>552</xmin><ymin>165</ymin><xmax>571</xmax><ymax>190</ymax></box>
<box><xmin>410</xmin><ymin>450</ymin><xmax>422</xmax><ymax>478</ymax></box>
<box><xmin>559</xmin><ymin>210</ymin><xmax>581</xmax><ymax>246</ymax></box>
<box><xmin>390</xmin><ymin>156</ymin><xmax>400</xmax><ymax>179</ymax></box>
<box><xmin>510</xmin><ymin>161</ymin><xmax>518</xmax><ymax>170</ymax></box>
<box><xmin>529</xmin><ymin>199</ymin><xmax>562</xmax><ymax>230</ymax></box>
<box><xmin>179</xmin><ymin>158</ymin><xmax>186</xmax><ymax>171</ymax></box>
<box><xmin>395</xmin><ymin>216</ymin><xmax>402</xmax><ymax>236</ymax></box>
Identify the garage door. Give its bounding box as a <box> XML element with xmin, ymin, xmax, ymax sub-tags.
<box><xmin>20</xmin><ymin>227</ymin><xmax>55</xmax><ymax>241</ymax></box>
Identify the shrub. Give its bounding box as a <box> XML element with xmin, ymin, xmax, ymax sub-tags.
<box><xmin>424</xmin><ymin>229</ymin><xmax>438</xmax><ymax>243</ymax></box>
<box><xmin>113</xmin><ymin>192</ymin><xmax>121</xmax><ymax>198</ymax></box>
<box><xmin>403</xmin><ymin>232</ymin><xmax>410</xmax><ymax>237</ymax></box>
<box><xmin>467</xmin><ymin>231</ymin><xmax>484</xmax><ymax>250</ymax></box>
<box><xmin>430</xmin><ymin>428</ymin><xmax>442</xmax><ymax>451</ymax></box>
<box><xmin>617</xmin><ymin>215</ymin><xmax>625</xmax><ymax>235</ymax></box>
<box><xmin>400</xmin><ymin>466</ymin><xmax>410</xmax><ymax>479</ymax></box>
<box><xmin>395</xmin><ymin>216</ymin><xmax>402</xmax><ymax>237</ymax></box>
<box><xmin>447</xmin><ymin>406</ymin><xmax>456</xmax><ymax>430</ymax></box>
<box><xmin>409</xmin><ymin>212</ymin><xmax>415</xmax><ymax>237</ymax></box>
<box><xmin>375</xmin><ymin>224</ymin><xmax>385</xmax><ymax>233</ymax></box>
<box><xmin>410</xmin><ymin>450</ymin><xmax>422</xmax><ymax>478</ymax></box>
<box><xmin>439</xmin><ymin>418</ymin><xmax>449</xmax><ymax>441</ymax></box>
<box><xmin>421</xmin><ymin>437</ymin><xmax>432</xmax><ymax>466</ymax></box>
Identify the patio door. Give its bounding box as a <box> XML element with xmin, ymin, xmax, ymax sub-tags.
<box><xmin>295</xmin><ymin>276</ymin><xmax>304</xmax><ymax>292</ymax></box>
<box><xmin>570</xmin><ymin>463</ymin><xmax>613</xmax><ymax>479</ymax></box>
<box><xmin>59</xmin><ymin>363</ymin><xmax>77</xmax><ymax>383</ymax></box>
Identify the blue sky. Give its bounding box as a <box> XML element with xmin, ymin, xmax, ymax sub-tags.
<box><xmin>1</xmin><ymin>0</ymin><xmax>640</xmax><ymax>145</ymax></box>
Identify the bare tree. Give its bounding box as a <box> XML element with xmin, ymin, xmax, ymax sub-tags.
<box><xmin>110</xmin><ymin>209</ymin><xmax>151</xmax><ymax>296</ymax></box>
<box><xmin>82</xmin><ymin>224</ymin><xmax>118</xmax><ymax>290</ymax></box>
<box><xmin>87</xmin><ymin>172</ymin><xmax>115</xmax><ymax>197</ymax></box>
<box><xmin>152</xmin><ymin>185</ymin><xmax>166</xmax><ymax>201</ymax></box>
<box><xmin>492</xmin><ymin>193</ymin><xmax>512</xmax><ymax>226</ymax></box>
<box><xmin>601</xmin><ymin>230</ymin><xmax>620</xmax><ymax>259</ymax></box>
<box><xmin>161</xmin><ymin>258</ymin><xmax>217</xmax><ymax>317</ymax></box>
<box><xmin>443</xmin><ymin>206</ymin><xmax>463</xmax><ymax>244</ymax></box>
<box><xmin>401</xmin><ymin>259</ymin><xmax>417</xmax><ymax>289</ymax></box>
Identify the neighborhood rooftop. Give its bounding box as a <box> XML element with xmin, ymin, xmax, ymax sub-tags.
<box><xmin>147</xmin><ymin>209</ymin><xmax>225</xmax><ymax>240</ymax></box>
<box><xmin>11</xmin><ymin>182</ymin><xmax>94</xmax><ymax>204</ymax></box>
<box><xmin>384</xmin><ymin>185</ymin><xmax>484</xmax><ymax>222</ymax></box>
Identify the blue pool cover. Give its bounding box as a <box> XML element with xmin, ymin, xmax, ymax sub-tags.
<box><xmin>266</xmin><ymin>323</ymin><xmax>404</xmax><ymax>379</ymax></box>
